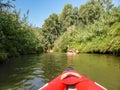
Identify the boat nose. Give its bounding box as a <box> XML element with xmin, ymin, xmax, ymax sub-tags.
<box><xmin>65</xmin><ymin>67</ymin><xmax>74</xmax><ymax>71</ymax></box>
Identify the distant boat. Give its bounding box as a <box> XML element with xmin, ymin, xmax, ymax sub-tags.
<box><xmin>39</xmin><ymin>67</ymin><xmax>107</xmax><ymax>90</ymax></box>
<box><xmin>67</xmin><ymin>52</ymin><xmax>76</xmax><ymax>56</ymax></box>
<box><xmin>47</xmin><ymin>50</ymin><xmax>53</xmax><ymax>53</ymax></box>
<box><xmin>67</xmin><ymin>50</ymin><xmax>79</xmax><ymax>56</ymax></box>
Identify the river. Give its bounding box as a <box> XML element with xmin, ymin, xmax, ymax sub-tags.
<box><xmin>0</xmin><ymin>53</ymin><xmax>120</xmax><ymax>90</ymax></box>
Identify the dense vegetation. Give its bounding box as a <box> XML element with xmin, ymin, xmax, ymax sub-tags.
<box><xmin>0</xmin><ymin>0</ymin><xmax>44</xmax><ymax>62</ymax></box>
<box><xmin>0</xmin><ymin>0</ymin><xmax>120</xmax><ymax>62</ymax></box>
<box><xmin>53</xmin><ymin>0</ymin><xmax>120</xmax><ymax>56</ymax></box>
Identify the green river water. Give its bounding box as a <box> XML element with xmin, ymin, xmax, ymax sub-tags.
<box><xmin>0</xmin><ymin>53</ymin><xmax>120</xmax><ymax>90</ymax></box>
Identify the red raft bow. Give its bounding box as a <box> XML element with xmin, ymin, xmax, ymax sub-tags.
<box><xmin>39</xmin><ymin>67</ymin><xmax>107</xmax><ymax>90</ymax></box>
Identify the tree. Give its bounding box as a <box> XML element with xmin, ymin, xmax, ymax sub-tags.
<box><xmin>78</xmin><ymin>0</ymin><xmax>104</xmax><ymax>25</ymax></box>
<box><xmin>42</xmin><ymin>13</ymin><xmax>61</xmax><ymax>50</ymax></box>
<box><xmin>0</xmin><ymin>0</ymin><xmax>44</xmax><ymax>61</ymax></box>
<box><xmin>59</xmin><ymin>4</ymin><xmax>73</xmax><ymax>32</ymax></box>
<box><xmin>0</xmin><ymin>0</ymin><xmax>15</xmax><ymax>12</ymax></box>
<box><xmin>72</xmin><ymin>7</ymin><xmax>79</xmax><ymax>25</ymax></box>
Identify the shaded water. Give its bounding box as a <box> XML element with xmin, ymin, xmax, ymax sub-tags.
<box><xmin>0</xmin><ymin>53</ymin><xmax>120</xmax><ymax>90</ymax></box>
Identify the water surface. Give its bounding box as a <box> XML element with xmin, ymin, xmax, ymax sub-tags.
<box><xmin>0</xmin><ymin>53</ymin><xmax>120</xmax><ymax>90</ymax></box>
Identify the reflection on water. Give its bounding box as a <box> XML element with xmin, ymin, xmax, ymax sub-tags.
<box><xmin>0</xmin><ymin>55</ymin><xmax>44</xmax><ymax>90</ymax></box>
<box><xmin>73</xmin><ymin>54</ymin><xmax>120</xmax><ymax>90</ymax></box>
<box><xmin>67</xmin><ymin>53</ymin><xmax>76</xmax><ymax>67</ymax></box>
<box><xmin>39</xmin><ymin>53</ymin><xmax>67</xmax><ymax>83</ymax></box>
<box><xmin>0</xmin><ymin>53</ymin><xmax>119</xmax><ymax>90</ymax></box>
<box><xmin>0</xmin><ymin>53</ymin><xmax>68</xmax><ymax>90</ymax></box>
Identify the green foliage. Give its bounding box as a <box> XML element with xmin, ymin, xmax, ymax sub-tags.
<box><xmin>0</xmin><ymin>11</ymin><xmax>21</xmax><ymax>56</ymax></box>
<box><xmin>54</xmin><ymin>31</ymin><xmax>72</xmax><ymax>52</ymax></box>
<box><xmin>59</xmin><ymin>4</ymin><xmax>73</xmax><ymax>26</ymax></box>
<box><xmin>72</xmin><ymin>7</ymin><xmax>79</xmax><ymax>25</ymax></box>
<box><xmin>78</xmin><ymin>0</ymin><xmax>104</xmax><ymax>25</ymax></box>
<box><xmin>59</xmin><ymin>4</ymin><xmax>75</xmax><ymax>32</ymax></box>
<box><xmin>17</xmin><ymin>26</ymin><xmax>43</xmax><ymax>54</ymax></box>
<box><xmin>0</xmin><ymin>53</ymin><xmax>8</xmax><ymax>63</ymax></box>
<box><xmin>0</xmin><ymin>1</ymin><xmax>44</xmax><ymax>62</ymax></box>
<box><xmin>41</xmin><ymin>13</ymin><xmax>61</xmax><ymax>50</ymax></box>
<box><xmin>108</xmin><ymin>22</ymin><xmax>120</xmax><ymax>55</ymax></box>
<box><xmin>54</xmin><ymin>0</ymin><xmax>120</xmax><ymax>56</ymax></box>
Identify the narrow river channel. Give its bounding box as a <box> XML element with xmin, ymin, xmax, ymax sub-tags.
<box><xmin>0</xmin><ymin>53</ymin><xmax>120</xmax><ymax>90</ymax></box>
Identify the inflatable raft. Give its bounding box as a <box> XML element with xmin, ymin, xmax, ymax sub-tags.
<box><xmin>39</xmin><ymin>67</ymin><xmax>107</xmax><ymax>90</ymax></box>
